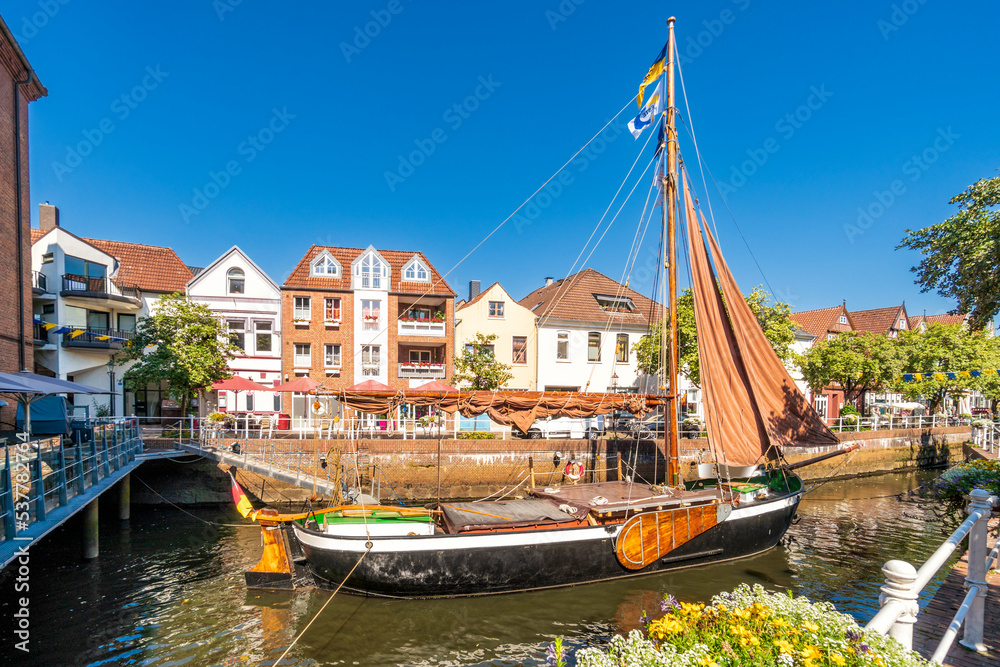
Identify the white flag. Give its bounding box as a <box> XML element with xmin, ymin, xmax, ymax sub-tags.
<box><xmin>628</xmin><ymin>81</ymin><xmax>662</xmax><ymax>139</ymax></box>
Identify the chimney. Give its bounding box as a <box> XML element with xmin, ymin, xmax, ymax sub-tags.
<box><xmin>545</xmin><ymin>276</ymin><xmax>554</xmax><ymax>287</ymax></box>
<box><xmin>39</xmin><ymin>202</ymin><xmax>59</xmax><ymax>231</ymax></box>
<box><xmin>469</xmin><ymin>280</ymin><xmax>481</xmax><ymax>301</ymax></box>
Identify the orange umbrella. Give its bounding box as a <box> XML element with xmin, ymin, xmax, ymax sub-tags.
<box><xmin>272</xmin><ymin>377</ymin><xmax>321</xmax><ymax>393</ymax></box>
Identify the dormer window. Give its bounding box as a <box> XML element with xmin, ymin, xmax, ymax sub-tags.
<box><xmin>839</xmin><ymin>315</ymin><xmax>847</xmax><ymax>324</ymax></box>
<box><xmin>898</xmin><ymin>319</ymin><xmax>906</xmax><ymax>328</ymax></box>
<box><xmin>594</xmin><ymin>294</ymin><xmax>635</xmax><ymax>313</ymax></box>
<box><xmin>403</xmin><ymin>257</ymin><xmax>429</xmax><ymax>282</ymax></box>
<box><xmin>310</xmin><ymin>251</ymin><xmax>341</xmax><ymax>277</ymax></box>
<box><xmin>353</xmin><ymin>249</ymin><xmax>388</xmax><ymax>290</ymax></box>
<box><xmin>227</xmin><ymin>267</ymin><xmax>245</xmax><ymax>294</ymax></box>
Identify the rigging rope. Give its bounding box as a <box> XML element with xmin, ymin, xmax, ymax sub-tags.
<box><xmin>133</xmin><ymin>475</ymin><xmax>258</xmax><ymax>528</ymax></box>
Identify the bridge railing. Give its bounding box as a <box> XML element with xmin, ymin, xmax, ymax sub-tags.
<box><xmin>0</xmin><ymin>418</ymin><xmax>143</xmax><ymax>543</ymax></box>
<box><xmin>865</xmin><ymin>488</ymin><xmax>997</xmax><ymax>663</ymax></box>
<box><xmin>971</xmin><ymin>423</ymin><xmax>999</xmax><ymax>456</ymax></box>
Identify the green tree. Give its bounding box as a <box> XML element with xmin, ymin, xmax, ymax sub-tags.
<box><xmin>119</xmin><ymin>293</ymin><xmax>238</xmax><ymax>416</ymax></box>
<box><xmin>898</xmin><ymin>175</ymin><xmax>1000</xmax><ymax>331</ymax></box>
<box><xmin>633</xmin><ymin>285</ymin><xmax>795</xmax><ymax>387</ymax></box>
<box><xmin>894</xmin><ymin>322</ymin><xmax>996</xmax><ymax>413</ymax></box>
<box><xmin>452</xmin><ymin>333</ymin><xmax>513</xmax><ymax>390</ymax></box>
<box><xmin>797</xmin><ymin>331</ymin><xmax>903</xmax><ymax>410</ymax></box>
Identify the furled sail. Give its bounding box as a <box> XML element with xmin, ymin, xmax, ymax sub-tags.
<box><xmin>683</xmin><ymin>175</ymin><xmax>839</xmax><ymax>466</ymax></box>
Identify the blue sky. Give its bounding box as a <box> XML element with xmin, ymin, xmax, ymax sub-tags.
<box><xmin>9</xmin><ymin>0</ymin><xmax>998</xmax><ymax>316</ymax></box>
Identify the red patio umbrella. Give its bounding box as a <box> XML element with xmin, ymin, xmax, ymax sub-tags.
<box><xmin>346</xmin><ymin>379</ymin><xmax>394</xmax><ymax>392</ymax></box>
<box><xmin>212</xmin><ymin>376</ymin><xmax>272</xmax><ymax>392</ymax></box>
<box><xmin>271</xmin><ymin>377</ymin><xmax>321</xmax><ymax>393</ymax></box>
<box><xmin>410</xmin><ymin>380</ymin><xmax>457</xmax><ymax>393</ymax></box>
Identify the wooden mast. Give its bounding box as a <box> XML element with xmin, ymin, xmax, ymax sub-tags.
<box><xmin>664</xmin><ymin>17</ymin><xmax>680</xmax><ymax>486</ymax></box>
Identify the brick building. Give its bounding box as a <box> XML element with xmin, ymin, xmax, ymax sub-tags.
<box><xmin>281</xmin><ymin>245</ymin><xmax>455</xmax><ymax>427</ymax></box>
<box><xmin>0</xmin><ymin>16</ymin><xmax>46</xmax><ymax>426</ymax></box>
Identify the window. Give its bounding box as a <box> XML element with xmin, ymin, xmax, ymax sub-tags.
<box><xmin>228</xmin><ymin>320</ymin><xmax>245</xmax><ymax>351</ymax></box>
<box><xmin>88</xmin><ymin>311</ymin><xmax>110</xmax><ymax>331</ymax></box>
<box><xmin>245</xmin><ymin>393</ymin><xmax>254</xmax><ymax>412</ymax></box>
<box><xmin>293</xmin><ymin>343</ymin><xmax>311</xmax><ymax>367</ymax></box>
<box><xmin>65</xmin><ymin>255</ymin><xmax>107</xmax><ymax>279</ymax></box>
<box><xmin>410</xmin><ymin>350</ymin><xmax>431</xmax><ymax>363</ymax></box>
<box><xmin>828</xmin><ymin>333</ymin><xmax>835</xmax><ymax>340</ymax></box>
<box><xmin>118</xmin><ymin>314</ymin><xmax>136</xmax><ymax>332</ymax></box>
<box><xmin>41</xmin><ymin>252</ymin><xmax>53</xmax><ymax>264</ymax></box>
<box><xmin>362</xmin><ymin>345</ymin><xmax>380</xmax><ymax>376</ymax></box>
<box><xmin>616</xmin><ymin>333</ymin><xmax>629</xmax><ymax>363</ymax></box>
<box><xmin>42</xmin><ymin>304</ymin><xmax>54</xmax><ymax>315</ymax></box>
<box><xmin>293</xmin><ymin>296</ymin><xmax>311</xmax><ymax>321</ymax></box>
<box><xmin>839</xmin><ymin>315</ymin><xmax>847</xmax><ymax>324</ymax></box>
<box><xmin>899</xmin><ymin>319</ymin><xmax>906</xmax><ymax>328</ymax></box>
<box><xmin>556</xmin><ymin>331</ymin><xmax>569</xmax><ymax>360</ymax></box>
<box><xmin>311</xmin><ymin>253</ymin><xmax>340</xmax><ymax>277</ymax></box>
<box><xmin>405</xmin><ymin>306</ymin><xmax>431</xmax><ymax>320</ymax></box>
<box><xmin>588</xmin><ymin>332</ymin><xmax>601</xmax><ymax>362</ymax></box>
<box><xmin>227</xmin><ymin>267</ymin><xmax>245</xmax><ymax>294</ymax></box>
<box><xmin>488</xmin><ymin>301</ymin><xmax>505</xmax><ymax>318</ymax></box>
<box><xmin>324</xmin><ymin>297</ymin><xmax>342</xmax><ymax>322</ymax></box>
<box><xmin>403</xmin><ymin>259</ymin><xmax>428</xmax><ymax>281</ymax></box>
<box><xmin>254</xmin><ymin>321</ymin><xmax>272</xmax><ymax>353</ymax></box>
<box><xmin>65</xmin><ymin>305</ymin><xmax>86</xmax><ymax>327</ymax></box>
<box><xmin>273</xmin><ymin>393</ymin><xmax>281</xmax><ymax>412</ymax></box>
<box><xmin>595</xmin><ymin>294</ymin><xmax>635</xmax><ymax>312</ymax></box>
<box><xmin>324</xmin><ymin>344</ymin><xmax>341</xmax><ymax>367</ymax></box>
<box><xmin>362</xmin><ymin>299</ymin><xmax>381</xmax><ymax>328</ymax></box>
<box><xmin>359</xmin><ymin>254</ymin><xmax>384</xmax><ymax>289</ymax></box>
<box><xmin>512</xmin><ymin>336</ymin><xmax>527</xmax><ymax>365</ymax></box>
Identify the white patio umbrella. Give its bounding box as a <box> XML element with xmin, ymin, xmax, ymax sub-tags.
<box><xmin>0</xmin><ymin>371</ymin><xmax>112</xmax><ymax>436</ymax></box>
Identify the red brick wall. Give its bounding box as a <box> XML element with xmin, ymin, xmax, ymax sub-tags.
<box><xmin>0</xmin><ymin>57</ymin><xmax>35</xmax><ymax>428</ymax></box>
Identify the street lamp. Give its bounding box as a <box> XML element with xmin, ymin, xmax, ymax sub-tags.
<box><xmin>106</xmin><ymin>355</ymin><xmax>116</xmax><ymax>418</ymax></box>
<box><xmin>611</xmin><ymin>372</ymin><xmax>619</xmax><ymax>393</ymax></box>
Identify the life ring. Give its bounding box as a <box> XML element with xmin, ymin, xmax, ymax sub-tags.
<box><xmin>311</xmin><ymin>400</ymin><xmax>326</xmax><ymax>416</ymax></box>
<box><xmin>564</xmin><ymin>460</ymin><xmax>584</xmax><ymax>482</ymax></box>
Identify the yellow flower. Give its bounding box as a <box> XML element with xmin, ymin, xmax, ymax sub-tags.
<box><xmin>771</xmin><ymin>617</ymin><xmax>790</xmax><ymax>629</ymax></box>
<box><xmin>698</xmin><ymin>658</ymin><xmax>720</xmax><ymax>667</ymax></box>
<box><xmin>774</xmin><ymin>639</ymin><xmax>794</xmax><ymax>654</ymax></box>
<box><xmin>801</xmin><ymin>645</ymin><xmax>823</xmax><ymax>660</ymax></box>
<box><xmin>830</xmin><ymin>652</ymin><xmax>847</xmax><ymax>666</ymax></box>
<box><xmin>802</xmin><ymin>620</ymin><xmax>820</xmax><ymax>633</ymax></box>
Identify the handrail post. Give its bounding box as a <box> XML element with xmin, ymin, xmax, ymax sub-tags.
<box><xmin>959</xmin><ymin>488</ymin><xmax>994</xmax><ymax>652</ymax></box>
<box><xmin>33</xmin><ymin>440</ymin><xmax>46</xmax><ymax>522</ymax></box>
<box><xmin>879</xmin><ymin>560</ymin><xmax>919</xmax><ymax>650</ymax></box>
<box><xmin>57</xmin><ymin>438</ymin><xmax>68</xmax><ymax>507</ymax></box>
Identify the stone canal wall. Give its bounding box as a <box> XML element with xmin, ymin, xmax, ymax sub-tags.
<box><xmin>134</xmin><ymin>426</ymin><xmax>970</xmax><ymax>505</ymax></box>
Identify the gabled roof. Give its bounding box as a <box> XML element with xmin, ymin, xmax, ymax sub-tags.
<box><xmin>457</xmin><ymin>281</ymin><xmax>503</xmax><ymax>311</ymax></box>
<box><xmin>791</xmin><ymin>305</ymin><xmax>852</xmax><ymax>338</ymax></box>
<box><xmin>31</xmin><ymin>227</ymin><xmax>192</xmax><ymax>293</ymax></box>
<box><xmin>517</xmin><ymin>269</ymin><xmax>662</xmax><ymax>326</ymax></box>
<box><xmin>186</xmin><ymin>245</ymin><xmax>279</xmax><ymax>293</ymax></box>
<box><xmin>924</xmin><ymin>313</ymin><xmax>966</xmax><ymax>326</ymax></box>
<box><xmin>850</xmin><ymin>304</ymin><xmax>907</xmax><ymax>335</ymax></box>
<box><xmin>283</xmin><ymin>245</ymin><xmax>456</xmax><ymax>296</ymax></box>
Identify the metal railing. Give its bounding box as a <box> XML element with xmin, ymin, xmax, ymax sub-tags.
<box><xmin>397</xmin><ymin>363</ymin><xmax>446</xmax><ymax>379</ymax></box>
<box><xmin>61</xmin><ymin>273</ymin><xmax>140</xmax><ymax>301</ymax></box>
<box><xmin>971</xmin><ymin>423</ymin><xmax>1000</xmax><ymax>456</ymax></box>
<box><xmin>0</xmin><ymin>418</ymin><xmax>143</xmax><ymax>543</ymax></box>
<box><xmin>32</xmin><ymin>270</ymin><xmax>48</xmax><ymax>292</ymax></box>
<box><xmin>61</xmin><ymin>327</ymin><xmax>137</xmax><ymax>348</ymax></box>
<box><xmin>32</xmin><ymin>322</ymin><xmax>49</xmax><ymax>344</ymax></box>
<box><xmin>865</xmin><ymin>488</ymin><xmax>997</xmax><ymax>663</ymax></box>
<box><xmin>825</xmin><ymin>414</ymin><xmax>978</xmax><ymax>432</ymax></box>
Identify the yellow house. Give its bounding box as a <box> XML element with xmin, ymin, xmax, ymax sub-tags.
<box><xmin>455</xmin><ymin>282</ymin><xmax>536</xmax><ymax>390</ymax></box>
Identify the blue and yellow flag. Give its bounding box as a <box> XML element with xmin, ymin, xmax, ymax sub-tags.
<box><xmin>638</xmin><ymin>43</ymin><xmax>667</xmax><ymax>108</ymax></box>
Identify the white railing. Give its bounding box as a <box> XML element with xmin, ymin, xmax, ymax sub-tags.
<box><xmin>972</xmin><ymin>423</ymin><xmax>1000</xmax><ymax>456</ymax></box>
<box><xmin>397</xmin><ymin>363</ymin><xmax>446</xmax><ymax>379</ymax></box>
<box><xmin>397</xmin><ymin>320</ymin><xmax>446</xmax><ymax>337</ymax></box>
<box><xmin>826</xmin><ymin>414</ymin><xmax>979</xmax><ymax>432</ymax></box>
<box><xmin>865</xmin><ymin>488</ymin><xmax>997</xmax><ymax>662</ymax></box>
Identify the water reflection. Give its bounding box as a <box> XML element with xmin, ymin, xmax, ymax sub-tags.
<box><xmin>0</xmin><ymin>470</ymin><xmax>951</xmax><ymax>666</ymax></box>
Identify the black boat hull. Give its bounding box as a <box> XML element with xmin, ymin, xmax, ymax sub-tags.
<box><xmin>293</xmin><ymin>492</ymin><xmax>801</xmax><ymax>598</ymax></box>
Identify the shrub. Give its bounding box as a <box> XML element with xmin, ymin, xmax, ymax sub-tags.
<box><xmin>576</xmin><ymin>584</ymin><xmax>929</xmax><ymax>667</ymax></box>
<box><xmin>458</xmin><ymin>431</ymin><xmax>496</xmax><ymax>440</ymax></box>
<box><xmin>926</xmin><ymin>459</ymin><xmax>1000</xmax><ymax>509</ymax></box>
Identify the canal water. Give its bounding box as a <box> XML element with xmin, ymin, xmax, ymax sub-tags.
<box><xmin>0</xmin><ymin>470</ymin><xmax>958</xmax><ymax>666</ymax></box>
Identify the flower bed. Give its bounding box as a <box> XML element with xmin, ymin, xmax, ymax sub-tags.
<box><xmin>927</xmin><ymin>459</ymin><xmax>1000</xmax><ymax>509</ymax></box>
<box><xmin>573</xmin><ymin>584</ymin><xmax>929</xmax><ymax>667</ymax></box>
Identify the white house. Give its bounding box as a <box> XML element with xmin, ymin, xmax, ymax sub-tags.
<box><xmin>518</xmin><ymin>269</ymin><xmax>662</xmax><ymax>395</ymax></box>
<box><xmin>186</xmin><ymin>245</ymin><xmax>283</xmax><ymax>417</ymax></box>
<box><xmin>30</xmin><ymin>204</ymin><xmax>193</xmax><ymax>418</ymax></box>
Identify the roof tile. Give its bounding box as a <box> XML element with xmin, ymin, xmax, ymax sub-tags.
<box><xmin>283</xmin><ymin>245</ymin><xmax>456</xmax><ymax>295</ymax></box>
<box><xmin>517</xmin><ymin>269</ymin><xmax>662</xmax><ymax>326</ymax></box>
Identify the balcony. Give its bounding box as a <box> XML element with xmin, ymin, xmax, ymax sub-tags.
<box><xmin>398</xmin><ymin>362</ymin><xmax>446</xmax><ymax>379</ymax></box>
<box><xmin>62</xmin><ymin>327</ymin><xmax>136</xmax><ymax>351</ymax></box>
<box><xmin>32</xmin><ymin>322</ymin><xmax>50</xmax><ymax>347</ymax></box>
<box><xmin>61</xmin><ymin>274</ymin><xmax>141</xmax><ymax>308</ymax></box>
<box><xmin>32</xmin><ymin>270</ymin><xmax>49</xmax><ymax>295</ymax></box>
<box><xmin>398</xmin><ymin>319</ymin><xmax>446</xmax><ymax>337</ymax></box>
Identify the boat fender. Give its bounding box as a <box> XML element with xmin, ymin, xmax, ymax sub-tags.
<box><xmin>716</xmin><ymin>503</ymin><xmax>733</xmax><ymax>522</ymax></box>
<box><xmin>564</xmin><ymin>460</ymin><xmax>584</xmax><ymax>481</ymax></box>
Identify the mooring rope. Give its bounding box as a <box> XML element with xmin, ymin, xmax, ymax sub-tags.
<box><xmin>133</xmin><ymin>475</ymin><xmax>258</xmax><ymax>528</ymax></box>
<box><xmin>270</xmin><ymin>544</ymin><xmax>373</xmax><ymax>666</ymax></box>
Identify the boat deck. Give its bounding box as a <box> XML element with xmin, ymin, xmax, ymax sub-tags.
<box><xmin>530</xmin><ymin>481</ymin><xmax>720</xmax><ymax>515</ymax></box>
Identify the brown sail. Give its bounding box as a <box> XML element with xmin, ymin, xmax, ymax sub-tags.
<box><xmin>702</xmin><ymin>220</ymin><xmax>840</xmax><ymax>451</ymax></box>
<box><xmin>683</xmin><ymin>175</ymin><xmax>770</xmax><ymax>467</ymax></box>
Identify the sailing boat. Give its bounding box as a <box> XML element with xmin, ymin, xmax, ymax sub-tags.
<box><xmin>267</xmin><ymin>18</ymin><xmax>848</xmax><ymax>598</ymax></box>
